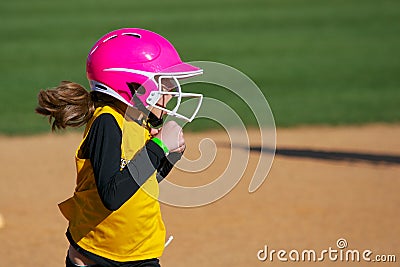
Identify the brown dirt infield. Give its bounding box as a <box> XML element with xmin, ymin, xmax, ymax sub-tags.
<box><xmin>0</xmin><ymin>124</ymin><xmax>399</xmax><ymax>266</ymax></box>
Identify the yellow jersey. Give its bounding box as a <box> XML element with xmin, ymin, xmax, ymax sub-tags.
<box><xmin>58</xmin><ymin>105</ymin><xmax>166</xmax><ymax>262</ymax></box>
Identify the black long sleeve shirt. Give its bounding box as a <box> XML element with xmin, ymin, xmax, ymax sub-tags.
<box><xmin>78</xmin><ymin>113</ymin><xmax>182</xmax><ymax>211</ymax></box>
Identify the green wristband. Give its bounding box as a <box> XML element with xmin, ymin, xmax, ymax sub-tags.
<box><xmin>152</xmin><ymin>137</ymin><xmax>169</xmax><ymax>155</ymax></box>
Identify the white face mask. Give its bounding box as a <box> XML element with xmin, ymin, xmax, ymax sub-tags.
<box><xmin>146</xmin><ymin>74</ymin><xmax>203</xmax><ymax>122</ymax></box>
<box><xmin>99</xmin><ymin>67</ymin><xmax>204</xmax><ymax>123</ymax></box>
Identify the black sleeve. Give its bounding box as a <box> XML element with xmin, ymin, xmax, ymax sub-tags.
<box><xmin>80</xmin><ymin>113</ymin><xmax>167</xmax><ymax>211</ymax></box>
<box><xmin>156</xmin><ymin>152</ymin><xmax>183</xmax><ymax>182</ymax></box>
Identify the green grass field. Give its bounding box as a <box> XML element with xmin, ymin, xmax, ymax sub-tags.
<box><xmin>0</xmin><ymin>0</ymin><xmax>399</xmax><ymax>134</ymax></box>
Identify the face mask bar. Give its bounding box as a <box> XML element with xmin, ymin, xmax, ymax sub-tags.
<box><xmin>102</xmin><ymin>67</ymin><xmax>203</xmax><ymax>122</ymax></box>
<box><xmin>146</xmin><ymin>74</ymin><xmax>203</xmax><ymax>122</ymax></box>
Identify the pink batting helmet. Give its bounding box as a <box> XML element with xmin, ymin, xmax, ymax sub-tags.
<box><xmin>86</xmin><ymin>28</ymin><xmax>203</xmax><ymax>122</ymax></box>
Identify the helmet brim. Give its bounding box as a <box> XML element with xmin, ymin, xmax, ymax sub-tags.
<box><xmin>158</xmin><ymin>62</ymin><xmax>203</xmax><ymax>77</ymax></box>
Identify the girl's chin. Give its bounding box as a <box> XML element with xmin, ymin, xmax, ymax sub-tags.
<box><xmin>149</xmin><ymin>127</ymin><xmax>160</xmax><ymax>136</ymax></box>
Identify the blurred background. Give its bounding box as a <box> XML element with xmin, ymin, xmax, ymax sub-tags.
<box><xmin>0</xmin><ymin>0</ymin><xmax>399</xmax><ymax>134</ymax></box>
<box><xmin>1</xmin><ymin>1</ymin><xmax>400</xmax><ymax>266</ymax></box>
<box><xmin>0</xmin><ymin>0</ymin><xmax>400</xmax><ymax>267</ymax></box>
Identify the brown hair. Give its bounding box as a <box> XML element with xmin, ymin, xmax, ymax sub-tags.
<box><xmin>35</xmin><ymin>81</ymin><xmax>96</xmax><ymax>131</ymax></box>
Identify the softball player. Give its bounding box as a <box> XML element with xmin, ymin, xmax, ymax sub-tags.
<box><xmin>36</xmin><ymin>28</ymin><xmax>203</xmax><ymax>267</ymax></box>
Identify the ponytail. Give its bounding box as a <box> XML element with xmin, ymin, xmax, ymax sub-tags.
<box><xmin>35</xmin><ymin>81</ymin><xmax>95</xmax><ymax>131</ymax></box>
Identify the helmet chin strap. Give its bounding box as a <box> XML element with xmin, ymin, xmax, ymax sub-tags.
<box><xmin>146</xmin><ymin>111</ymin><xmax>164</xmax><ymax>129</ymax></box>
<box><xmin>127</xmin><ymin>83</ymin><xmax>164</xmax><ymax>128</ymax></box>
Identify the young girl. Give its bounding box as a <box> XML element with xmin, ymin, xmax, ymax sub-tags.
<box><xmin>36</xmin><ymin>28</ymin><xmax>203</xmax><ymax>267</ymax></box>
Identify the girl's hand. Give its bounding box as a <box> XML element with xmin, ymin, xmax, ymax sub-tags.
<box><xmin>154</xmin><ymin>121</ymin><xmax>185</xmax><ymax>153</ymax></box>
